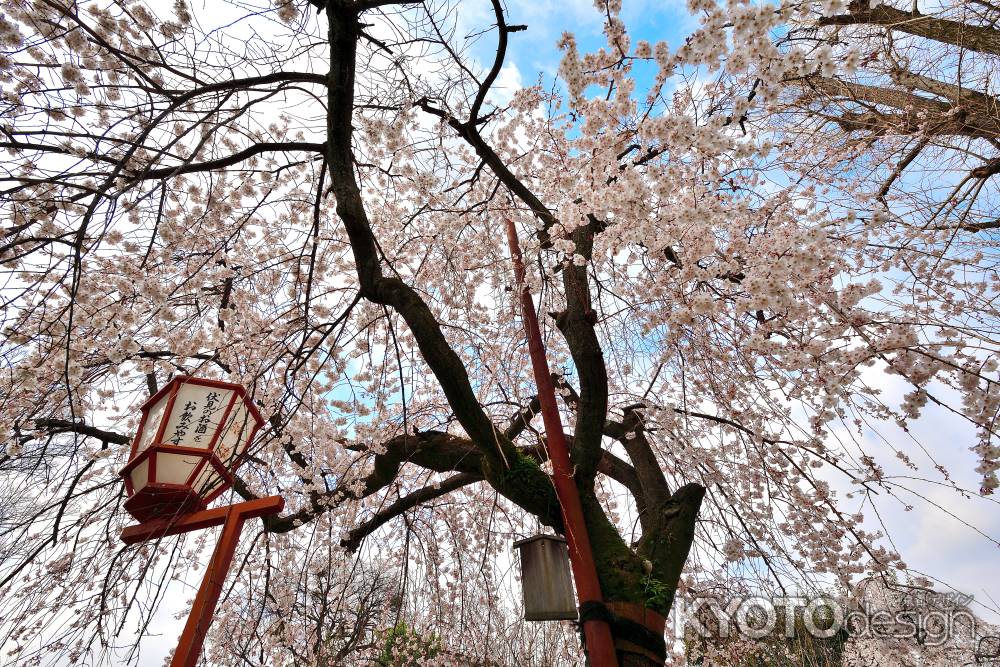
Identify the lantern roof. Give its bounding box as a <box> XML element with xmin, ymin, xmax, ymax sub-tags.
<box><xmin>513</xmin><ymin>534</ymin><xmax>567</xmax><ymax>549</ymax></box>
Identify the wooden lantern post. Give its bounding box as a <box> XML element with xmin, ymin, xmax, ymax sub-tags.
<box><xmin>118</xmin><ymin>376</ymin><xmax>283</xmax><ymax>667</ymax></box>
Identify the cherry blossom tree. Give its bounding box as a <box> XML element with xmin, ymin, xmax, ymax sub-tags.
<box><xmin>0</xmin><ymin>0</ymin><xmax>997</xmax><ymax>665</ymax></box>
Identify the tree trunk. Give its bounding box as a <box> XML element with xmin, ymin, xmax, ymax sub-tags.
<box><xmin>584</xmin><ymin>484</ymin><xmax>706</xmax><ymax>666</ymax></box>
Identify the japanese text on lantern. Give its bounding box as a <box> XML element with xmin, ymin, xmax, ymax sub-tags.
<box><xmin>168</xmin><ymin>391</ymin><xmax>223</xmax><ymax>445</ymax></box>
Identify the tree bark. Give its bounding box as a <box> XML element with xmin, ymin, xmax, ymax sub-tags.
<box><xmin>819</xmin><ymin>5</ymin><xmax>1000</xmax><ymax>56</ymax></box>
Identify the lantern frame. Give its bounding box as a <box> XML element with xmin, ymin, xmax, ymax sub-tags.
<box><xmin>119</xmin><ymin>376</ymin><xmax>265</xmax><ymax>522</ymax></box>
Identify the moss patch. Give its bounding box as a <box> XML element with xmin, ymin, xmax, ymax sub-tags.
<box><xmin>487</xmin><ymin>453</ymin><xmax>562</xmax><ymax>528</ymax></box>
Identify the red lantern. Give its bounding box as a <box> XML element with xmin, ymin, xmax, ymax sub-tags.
<box><xmin>119</xmin><ymin>376</ymin><xmax>265</xmax><ymax>522</ymax></box>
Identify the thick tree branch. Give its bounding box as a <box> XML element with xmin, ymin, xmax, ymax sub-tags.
<box><xmin>878</xmin><ymin>137</ymin><xmax>928</xmax><ymax>199</ymax></box>
<box><xmin>804</xmin><ymin>75</ymin><xmax>952</xmax><ymax>113</ymax></box>
<box><xmin>266</xmin><ymin>430</ymin><xmax>559</xmax><ymax>533</ymax></box>
<box><xmin>504</xmin><ymin>395</ymin><xmax>541</xmax><ymax>441</ymax></box>
<box><xmin>469</xmin><ymin>0</ymin><xmax>511</xmax><ymax>123</ymax></box>
<box><xmin>800</xmin><ymin>76</ymin><xmax>997</xmax><ymax>138</ymax></box>
<box><xmin>162</xmin><ymin>71</ymin><xmax>329</xmax><ymax>98</ymax></box>
<box><xmin>136</xmin><ymin>141</ymin><xmax>325</xmax><ymax>181</ymax></box>
<box><xmin>891</xmin><ymin>68</ymin><xmax>1000</xmax><ymax>114</ymax></box>
<box><xmin>414</xmin><ymin>113</ymin><xmax>609</xmax><ymax>483</ymax></box>
<box><xmin>355</xmin><ymin>0</ymin><xmax>424</xmax><ymax>10</ymax></box>
<box><xmin>32</xmin><ymin>419</ymin><xmax>131</xmax><ymax>446</ymax></box>
<box><xmin>553</xmin><ymin>231</ymin><xmax>609</xmax><ymax>484</ymax></box>
<box><xmin>819</xmin><ymin>5</ymin><xmax>1000</xmax><ymax>55</ymax></box>
<box><xmin>416</xmin><ymin>55</ymin><xmax>610</xmax><ymax>487</ymax></box>
<box><xmin>324</xmin><ymin>5</ymin><xmax>517</xmax><ymax>471</ymax></box>
<box><xmin>636</xmin><ymin>483</ymin><xmax>705</xmax><ymax>613</ymax></box>
<box><xmin>930</xmin><ymin>218</ymin><xmax>1000</xmax><ymax>232</ymax></box>
<box><xmin>414</xmin><ymin>100</ymin><xmax>558</xmax><ymax>240</ymax></box>
<box><xmin>604</xmin><ymin>408</ymin><xmax>671</xmax><ymax>515</ymax></box>
<box><xmin>833</xmin><ymin>110</ymin><xmax>995</xmax><ymax>137</ymax></box>
<box><xmin>340</xmin><ymin>472</ymin><xmax>480</xmax><ymax>551</ymax></box>
<box><xmin>266</xmin><ymin>430</ymin><xmax>481</xmax><ymax>532</ymax></box>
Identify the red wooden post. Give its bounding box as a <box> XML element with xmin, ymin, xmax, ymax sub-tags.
<box><xmin>504</xmin><ymin>219</ymin><xmax>619</xmax><ymax>667</ymax></box>
<box><xmin>121</xmin><ymin>496</ymin><xmax>284</xmax><ymax>667</ymax></box>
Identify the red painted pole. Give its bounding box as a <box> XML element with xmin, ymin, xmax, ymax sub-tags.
<box><xmin>121</xmin><ymin>496</ymin><xmax>284</xmax><ymax>667</ymax></box>
<box><xmin>169</xmin><ymin>508</ymin><xmax>245</xmax><ymax>667</ymax></box>
<box><xmin>504</xmin><ymin>219</ymin><xmax>619</xmax><ymax>667</ymax></box>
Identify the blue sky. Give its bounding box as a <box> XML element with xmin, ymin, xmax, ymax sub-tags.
<box><xmin>458</xmin><ymin>0</ymin><xmax>697</xmax><ymax>96</ymax></box>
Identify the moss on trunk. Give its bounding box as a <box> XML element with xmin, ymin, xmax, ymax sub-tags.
<box><xmin>580</xmin><ymin>482</ymin><xmax>706</xmax><ymax>666</ymax></box>
<box><xmin>580</xmin><ymin>490</ymin><xmax>648</xmax><ymax>606</ymax></box>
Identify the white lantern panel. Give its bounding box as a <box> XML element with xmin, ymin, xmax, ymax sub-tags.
<box><xmin>135</xmin><ymin>395</ymin><xmax>169</xmax><ymax>454</ymax></box>
<box><xmin>217</xmin><ymin>404</ymin><xmax>253</xmax><ymax>466</ymax></box>
<box><xmin>191</xmin><ymin>461</ymin><xmax>223</xmax><ymax>497</ymax></box>
<box><xmin>190</xmin><ymin>404</ymin><xmax>255</xmax><ymax>496</ymax></box>
<box><xmin>156</xmin><ymin>452</ymin><xmax>202</xmax><ymax>486</ymax></box>
<box><xmin>160</xmin><ymin>384</ymin><xmax>236</xmax><ymax>450</ymax></box>
<box><xmin>130</xmin><ymin>458</ymin><xmax>150</xmax><ymax>492</ymax></box>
